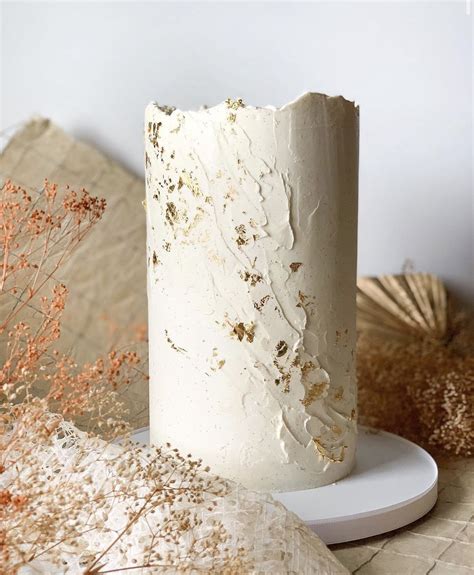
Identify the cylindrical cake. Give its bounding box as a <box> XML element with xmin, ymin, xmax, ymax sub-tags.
<box><xmin>145</xmin><ymin>93</ymin><xmax>359</xmax><ymax>492</ymax></box>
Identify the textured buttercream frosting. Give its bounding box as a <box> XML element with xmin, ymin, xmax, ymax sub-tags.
<box><xmin>145</xmin><ymin>93</ymin><xmax>359</xmax><ymax>492</ymax></box>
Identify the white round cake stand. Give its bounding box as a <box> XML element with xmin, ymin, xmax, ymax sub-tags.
<box><xmin>131</xmin><ymin>426</ymin><xmax>438</xmax><ymax>545</ymax></box>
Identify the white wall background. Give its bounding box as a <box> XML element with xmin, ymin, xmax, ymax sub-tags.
<box><xmin>1</xmin><ymin>1</ymin><xmax>472</xmax><ymax>303</ymax></box>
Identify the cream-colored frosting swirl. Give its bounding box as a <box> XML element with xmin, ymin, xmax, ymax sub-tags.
<box><xmin>146</xmin><ymin>93</ymin><xmax>359</xmax><ymax>491</ymax></box>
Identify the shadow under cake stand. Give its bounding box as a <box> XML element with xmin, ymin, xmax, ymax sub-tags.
<box><xmin>131</xmin><ymin>426</ymin><xmax>438</xmax><ymax>545</ymax></box>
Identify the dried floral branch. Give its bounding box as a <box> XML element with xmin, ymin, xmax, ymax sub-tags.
<box><xmin>357</xmin><ymin>313</ymin><xmax>474</xmax><ymax>456</ymax></box>
<box><xmin>0</xmin><ymin>180</ymin><xmax>105</xmax><ymax>332</ymax></box>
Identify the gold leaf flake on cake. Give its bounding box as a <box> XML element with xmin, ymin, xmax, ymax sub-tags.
<box><xmin>224</xmin><ymin>187</ymin><xmax>237</xmax><ymax>204</ymax></box>
<box><xmin>234</xmin><ymin>224</ymin><xmax>248</xmax><ymax>246</ymax></box>
<box><xmin>181</xmin><ymin>207</ymin><xmax>205</xmax><ymax>237</ymax></box>
<box><xmin>313</xmin><ymin>438</ymin><xmax>346</xmax><ymax>463</ymax></box>
<box><xmin>272</xmin><ymin>358</ymin><xmax>292</xmax><ymax>393</ymax></box>
<box><xmin>254</xmin><ymin>295</ymin><xmax>271</xmax><ymax>312</ymax></box>
<box><xmin>225</xmin><ymin>98</ymin><xmax>245</xmax><ymax>110</ymax></box>
<box><xmin>178</xmin><ymin>171</ymin><xmax>202</xmax><ymax>197</ymax></box>
<box><xmin>156</xmin><ymin>104</ymin><xmax>176</xmax><ymax>115</ymax></box>
<box><xmin>164</xmin><ymin>329</ymin><xmax>187</xmax><ymax>354</ymax></box>
<box><xmin>301</xmin><ymin>383</ymin><xmax>328</xmax><ymax>407</ymax></box>
<box><xmin>296</xmin><ymin>290</ymin><xmax>316</xmax><ymax>316</ymax></box>
<box><xmin>165</xmin><ymin>202</ymin><xmax>179</xmax><ymax>226</ymax></box>
<box><xmin>147</xmin><ymin>121</ymin><xmax>162</xmax><ymax>148</ymax></box>
<box><xmin>225</xmin><ymin>98</ymin><xmax>245</xmax><ymax>123</ymax></box>
<box><xmin>275</xmin><ymin>340</ymin><xmax>288</xmax><ymax>358</ymax></box>
<box><xmin>208</xmin><ymin>348</ymin><xmax>226</xmax><ymax>371</ymax></box>
<box><xmin>240</xmin><ymin>270</ymin><xmax>262</xmax><ymax>286</ymax></box>
<box><xmin>230</xmin><ymin>321</ymin><xmax>255</xmax><ymax>343</ymax></box>
<box><xmin>289</xmin><ymin>262</ymin><xmax>303</xmax><ymax>272</ymax></box>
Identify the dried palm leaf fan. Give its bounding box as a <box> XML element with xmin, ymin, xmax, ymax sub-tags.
<box><xmin>356</xmin><ymin>272</ymin><xmax>473</xmax><ymax>456</ymax></box>
<box><xmin>357</xmin><ymin>273</ymin><xmax>448</xmax><ymax>341</ymax></box>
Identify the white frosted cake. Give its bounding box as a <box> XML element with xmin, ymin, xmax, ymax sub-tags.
<box><xmin>145</xmin><ymin>93</ymin><xmax>359</xmax><ymax>492</ymax></box>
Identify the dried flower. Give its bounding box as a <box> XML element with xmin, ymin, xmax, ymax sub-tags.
<box><xmin>357</xmin><ymin>314</ymin><xmax>474</xmax><ymax>456</ymax></box>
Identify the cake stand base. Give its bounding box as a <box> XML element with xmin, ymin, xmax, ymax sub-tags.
<box><xmin>131</xmin><ymin>426</ymin><xmax>438</xmax><ymax>545</ymax></box>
